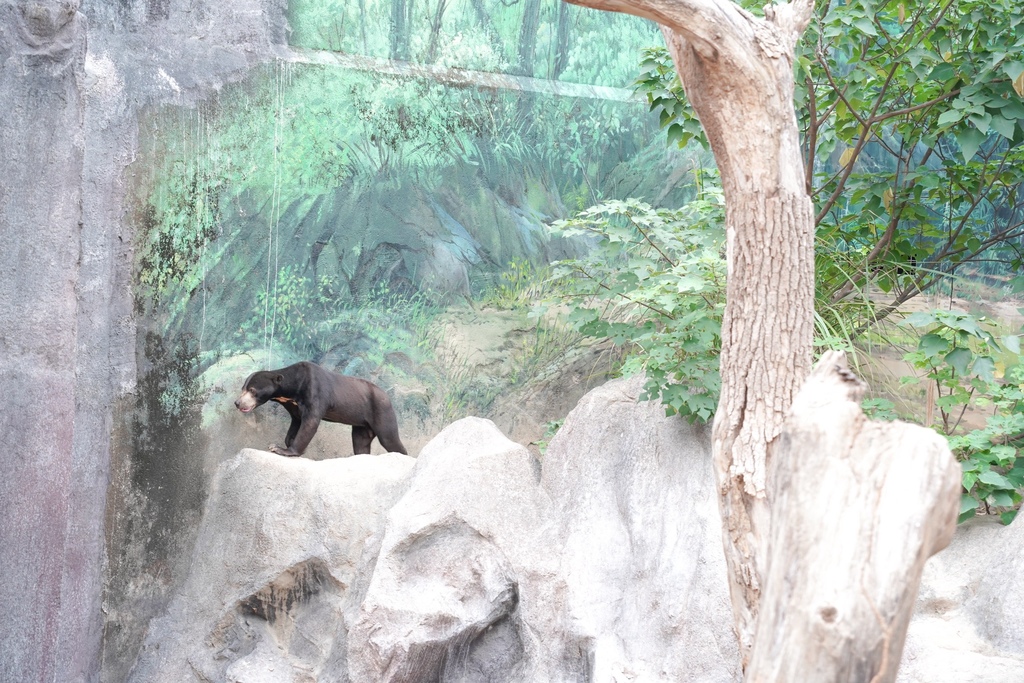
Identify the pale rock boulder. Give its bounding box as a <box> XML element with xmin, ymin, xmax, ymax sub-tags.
<box><xmin>541</xmin><ymin>378</ymin><xmax>740</xmax><ymax>682</ymax></box>
<box><xmin>347</xmin><ymin>417</ymin><xmax>571</xmax><ymax>682</ymax></box>
<box><xmin>125</xmin><ymin>376</ymin><xmax>1024</xmax><ymax>683</ymax></box>
<box><xmin>127</xmin><ymin>449</ymin><xmax>415</xmax><ymax>683</ymax></box>
<box><xmin>964</xmin><ymin>514</ymin><xmax>1024</xmax><ymax>654</ymax></box>
<box><xmin>348</xmin><ymin>376</ymin><xmax>741</xmax><ymax>682</ymax></box>
<box><xmin>898</xmin><ymin>516</ymin><xmax>1024</xmax><ymax>682</ymax></box>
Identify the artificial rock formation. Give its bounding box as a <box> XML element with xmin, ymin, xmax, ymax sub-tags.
<box><xmin>1</xmin><ymin>1</ymin><xmax>293</xmax><ymax>680</ymax></box>
<box><xmin>129</xmin><ymin>376</ymin><xmax>741</xmax><ymax>682</ymax></box>
<box><xmin>127</xmin><ymin>377</ymin><xmax>1024</xmax><ymax>682</ymax></box>
<box><xmin>127</xmin><ymin>449</ymin><xmax>416</xmax><ymax>683</ymax></box>
<box><xmin>0</xmin><ymin>3</ymin><xmax>95</xmax><ymax>680</ymax></box>
<box><xmin>540</xmin><ymin>377</ymin><xmax>739</xmax><ymax>681</ymax></box>
<box><xmin>348</xmin><ymin>416</ymin><xmax>562</xmax><ymax>682</ymax></box>
<box><xmin>349</xmin><ymin>383</ymin><xmax>740</xmax><ymax>682</ymax></box>
<box><xmin>898</xmin><ymin>516</ymin><xmax>1024</xmax><ymax>683</ymax></box>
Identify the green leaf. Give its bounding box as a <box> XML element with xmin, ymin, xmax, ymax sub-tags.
<box><xmin>929</xmin><ymin>63</ymin><xmax>955</xmax><ymax>82</ymax></box>
<box><xmin>990</xmin><ymin>114</ymin><xmax>1018</xmax><ymax>140</ymax></box>
<box><xmin>956</xmin><ymin>127</ymin><xmax>986</xmax><ymax>162</ymax></box>
<box><xmin>960</xmin><ymin>494</ymin><xmax>980</xmax><ymax>514</ymax></box>
<box><xmin>989</xmin><ymin>490</ymin><xmax>1014</xmax><ymax>507</ymax></box>
<box><xmin>852</xmin><ymin>17</ymin><xmax>878</xmax><ymax>36</ymax></box>
<box><xmin>906</xmin><ymin>47</ymin><xmax>930</xmax><ymax>69</ymax></box>
<box><xmin>1003</xmin><ymin>62</ymin><xmax>1024</xmax><ymax>82</ymax></box>
<box><xmin>944</xmin><ymin>347</ymin><xmax>974</xmax><ymax>376</ymax></box>
<box><xmin>978</xmin><ymin>470</ymin><xmax>1015</xmax><ymax>489</ymax></box>
<box><xmin>973</xmin><ymin>356</ymin><xmax>996</xmax><ymax>382</ymax></box>
<box><xmin>1001</xmin><ymin>510</ymin><xmax>1019</xmax><ymax>525</ymax></box>
<box><xmin>666</xmin><ymin>123</ymin><xmax>683</xmax><ymax>146</ymax></box>
<box><xmin>676</xmin><ymin>274</ymin><xmax>708</xmax><ymax>292</ymax></box>
<box><xmin>968</xmin><ymin>113</ymin><xmax>992</xmax><ymax>134</ymax></box>
<box><xmin>944</xmin><ymin>313</ymin><xmax>984</xmax><ymax>337</ymax></box>
<box><xmin>903</xmin><ymin>311</ymin><xmax>939</xmax><ymax>327</ymax></box>
<box><xmin>919</xmin><ymin>333</ymin><xmax>950</xmax><ymax>358</ymax></box>
<box><xmin>936</xmin><ymin>109</ymin><xmax>963</xmax><ymax>127</ymax></box>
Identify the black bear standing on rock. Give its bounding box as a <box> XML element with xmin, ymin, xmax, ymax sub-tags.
<box><xmin>235</xmin><ymin>361</ymin><xmax>408</xmax><ymax>457</ymax></box>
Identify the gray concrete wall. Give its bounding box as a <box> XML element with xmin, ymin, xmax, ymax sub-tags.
<box><xmin>0</xmin><ymin>2</ymin><xmax>93</xmax><ymax>681</ymax></box>
<box><xmin>0</xmin><ymin>1</ymin><xmax>633</xmax><ymax>680</ymax></box>
<box><xmin>85</xmin><ymin>2</ymin><xmax>289</xmax><ymax>679</ymax></box>
<box><xmin>0</xmin><ymin>0</ymin><xmax>287</xmax><ymax>680</ymax></box>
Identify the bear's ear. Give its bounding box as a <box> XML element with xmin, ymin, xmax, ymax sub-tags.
<box><xmin>274</xmin><ymin>374</ymin><xmax>284</xmax><ymax>384</ymax></box>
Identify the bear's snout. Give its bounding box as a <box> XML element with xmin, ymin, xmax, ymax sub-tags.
<box><xmin>235</xmin><ymin>391</ymin><xmax>258</xmax><ymax>413</ymax></box>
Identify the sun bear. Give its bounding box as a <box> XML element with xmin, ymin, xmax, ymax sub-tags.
<box><xmin>234</xmin><ymin>361</ymin><xmax>408</xmax><ymax>457</ymax></box>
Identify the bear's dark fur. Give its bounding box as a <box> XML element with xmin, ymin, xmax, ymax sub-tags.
<box><xmin>235</xmin><ymin>361</ymin><xmax>407</xmax><ymax>457</ymax></box>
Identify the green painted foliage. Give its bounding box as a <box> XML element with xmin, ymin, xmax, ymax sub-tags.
<box><xmin>135</xmin><ymin>58</ymin><xmax>666</xmax><ymax>346</ymax></box>
<box><xmin>288</xmin><ymin>0</ymin><xmax>660</xmax><ymax>87</ymax></box>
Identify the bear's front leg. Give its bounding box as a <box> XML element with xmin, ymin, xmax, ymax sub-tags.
<box><xmin>269</xmin><ymin>415</ymin><xmax>322</xmax><ymax>457</ymax></box>
<box><xmin>273</xmin><ymin>403</ymin><xmax>303</xmax><ymax>456</ymax></box>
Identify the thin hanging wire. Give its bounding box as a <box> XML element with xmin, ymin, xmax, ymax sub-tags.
<box><xmin>264</xmin><ymin>62</ymin><xmax>286</xmax><ymax>367</ymax></box>
<box><xmin>199</xmin><ymin>110</ymin><xmax>209</xmax><ymax>357</ymax></box>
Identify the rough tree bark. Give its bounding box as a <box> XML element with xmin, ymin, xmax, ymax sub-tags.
<box><xmin>560</xmin><ymin>0</ymin><xmax>961</xmax><ymax>677</ymax></box>
<box><xmin>562</xmin><ymin>0</ymin><xmax>816</xmax><ymax>660</ymax></box>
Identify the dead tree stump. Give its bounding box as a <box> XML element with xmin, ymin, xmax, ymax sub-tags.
<box><xmin>747</xmin><ymin>351</ymin><xmax>961</xmax><ymax>682</ymax></box>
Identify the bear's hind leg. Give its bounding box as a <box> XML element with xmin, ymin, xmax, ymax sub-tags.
<box><xmin>352</xmin><ymin>425</ymin><xmax>375</xmax><ymax>455</ymax></box>
<box><xmin>376</xmin><ymin>429</ymin><xmax>407</xmax><ymax>455</ymax></box>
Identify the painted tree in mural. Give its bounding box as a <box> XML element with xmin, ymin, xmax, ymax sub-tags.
<box><xmin>562</xmin><ymin>0</ymin><xmax>961</xmax><ymax>679</ymax></box>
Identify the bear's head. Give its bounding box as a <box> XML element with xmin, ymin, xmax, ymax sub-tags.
<box><xmin>234</xmin><ymin>371</ymin><xmax>283</xmax><ymax>413</ymax></box>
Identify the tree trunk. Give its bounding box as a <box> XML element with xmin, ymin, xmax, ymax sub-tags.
<box><xmin>551</xmin><ymin>2</ymin><xmax>572</xmax><ymax>80</ymax></box>
<box><xmin>562</xmin><ymin>0</ymin><xmax>960</xmax><ymax>677</ymax></box>
<box><xmin>425</xmin><ymin>0</ymin><xmax>448</xmax><ymax>63</ymax></box>
<box><xmin>359</xmin><ymin>0</ymin><xmax>368</xmax><ymax>54</ymax></box>
<box><xmin>469</xmin><ymin>0</ymin><xmax>511</xmax><ymax>67</ymax></box>
<box><xmin>562</xmin><ymin>0</ymin><xmax>817</xmax><ymax>658</ymax></box>
<box><xmin>390</xmin><ymin>0</ymin><xmax>411</xmax><ymax>60</ymax></box>
<box><xmin>747</xmin><ymin>351</ymin><xmax>960</xmax><ymax>681</ymax></box>
<box><xmin>517</xmin><ymin>0</ymin><xmax>542</xmax><ymax>76</ymax></box>
<box><xmin>709</xmin><ymin>181</ymin><xmax>814</xmax><ymax>659</ymax></box>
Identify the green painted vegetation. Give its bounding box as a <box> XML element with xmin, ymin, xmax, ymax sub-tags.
<box><xmin>133</xmin><ymin>58</ymin><xmax>675</xmax><ymax>356</ymax></box>
<box><xmin>132</xmin><ymin>1</ymin><xmax>681</xmax><ymax>442</ymax></box>
<box><xmin>131</xmin><ymin>0</ymin><xmax>1024</xmax><ymax>518</ymax></box>
<box><xmin>287</xmin><ymin>0</ymin><xmax>658</xmax><ymax>86</ymax></box>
